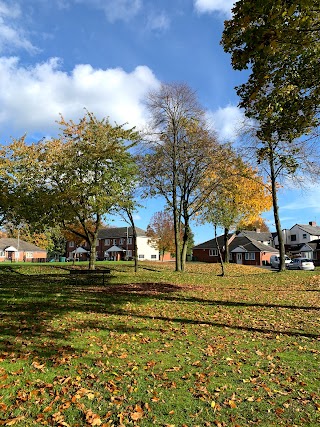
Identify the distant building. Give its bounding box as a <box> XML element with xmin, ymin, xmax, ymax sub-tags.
<box><xmin>274</xmin><ymin>221</ymin><xmax>320</xmax><ymax>264</ymax></box>
<box><xmin>193</xmin><ymin>230</ymin><xmax>278</xmax><ymax>266</ymax></box>
<box><xmin>66</xmin><ymin>226</ymin><xmax>174</xmax><ymax>261</ymax></box>
<box><xmin>0</xmin><ymin>238</ymin><xmax>47</xmax><ymax>262</ymax></box>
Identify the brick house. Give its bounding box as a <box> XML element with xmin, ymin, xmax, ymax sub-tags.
<box><xmin>66</xmin><ymin>226</ymin><xmax>166</xmax><ymax>261</ymax></box>
<box><xmin>193</xmin><ymin>231</ymin><xmax>278</xmax><ymax>266</ymax></box>
<box><xmin>0</xmin><ymin>238</ymin><xmax>47</xmax><ymax>262</ymax></box>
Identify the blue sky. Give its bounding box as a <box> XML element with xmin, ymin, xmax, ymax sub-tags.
<box><xmin>0</xmin><ymin>0</ymin><xmax>319</xmax><ymax>244</ymax></box>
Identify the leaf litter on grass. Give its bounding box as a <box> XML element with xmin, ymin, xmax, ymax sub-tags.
<box><xmin>0</xmin><ymin>262</ymin><xmax>319</xmax><ymax>426</ymax></box>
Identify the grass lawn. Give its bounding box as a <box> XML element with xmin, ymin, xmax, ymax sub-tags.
<box><xmin>0</xmin><ymin>261</ymin><xmax>319</xmax><ymax>426</ymax></box>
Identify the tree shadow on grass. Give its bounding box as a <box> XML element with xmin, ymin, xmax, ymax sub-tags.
<box><xmin>0</xmin><ymin>271</ymin><xmax>319</xmax><ymax>362</ymax></box>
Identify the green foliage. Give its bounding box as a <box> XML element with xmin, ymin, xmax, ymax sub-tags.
<box><xmin>222</xmin><ymin>0</ymin><xmax>320</xmax><ymax>142</ymax></box>
<box><xmin>0</xmin><ymin>112</ymin><xmax>139</xmax><ymax>269</ymax></box>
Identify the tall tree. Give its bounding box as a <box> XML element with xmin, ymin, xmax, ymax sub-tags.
<box><xmin>221</xmin><ymin>0</ymin><xmax>320</xmax><ymax>270</ymax></box>
<box><xmin>2</xmin><ymin>112</ymin><xmax>139</xmax><ymax>269</ymax></box>
<box><xmin>146</xmin><ymin>211</ymin><xmax>176</xmax><ymax>261</ymax></box>
<box><xmin>139</xmin><ymin>83</ymin><xmax>228</xmax><ymax>272</ymax></box>
<box><xmin>202</xmin><ymin>159</ymin><xmax>272</xmax><ymax>264</ymax></box>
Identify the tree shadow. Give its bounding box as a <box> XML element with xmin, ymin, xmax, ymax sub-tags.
<box><xmin>0</xmin><ymin>270</ymin><xmax>319</xmax><ymax>363</ymax></box>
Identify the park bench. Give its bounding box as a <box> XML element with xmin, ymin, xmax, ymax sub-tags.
<box><xmin>69</xmin><ymin>268</ymin><xmax>111</xmax><ymax>285</ymax></box>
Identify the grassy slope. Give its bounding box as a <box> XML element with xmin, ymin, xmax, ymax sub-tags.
<box><xmin>0</xmin><ymin>261</ymin><xmax>319</xmax><ymax>426</ymax></box>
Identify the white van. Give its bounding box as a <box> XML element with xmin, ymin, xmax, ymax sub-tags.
<box><xmin>270</xmin><ymin>255</ymin><xmax>291</xmax><ymax>268</ymax></box>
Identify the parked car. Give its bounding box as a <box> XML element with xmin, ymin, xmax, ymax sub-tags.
<box><xmin>286</xmin><ymin>258</ymin><xmax>315</xmax><ymax>271</ymax></box>
<box><xmin>270</xmin><ymin>255</ymin><xmax>291</xmax><ymax>268</ymax></box>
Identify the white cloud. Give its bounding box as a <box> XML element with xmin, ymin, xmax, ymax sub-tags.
<box><xmin>74</xmin><ymin>0</ymin><xmax>142</xmax><ymax>22</ymax></box>
<box><xmin>206</xmin><ymin>104</ymin><xmax>244</xmax><ymax>142</ymax></box>
<box><xmin>147</xmin><ymin>12</ymin><xmax>170</xmax><ymax>32</ymax></box>
<box><xmin>282</xmin><ymin>188</ymin><xmax>320</xmax><ymax>213</ymax></box>
<box><xmin>194</xmin><ymin>0</ymin><xmax>234</xmax><ymax>17</ymax></box>
<box><xmin>0</xmin><ymin>1</ymin><xmax>20</xmax><ymax>19</ymax></box>
<box><xmin>0</xmin><ymin>56</ymin><xmax>160</xmax><ymax>135</ymax></box>
<box><xmin>0</xmin><ymin>1</ymin><xmax>38</xmax><ymax>54</ymax></box>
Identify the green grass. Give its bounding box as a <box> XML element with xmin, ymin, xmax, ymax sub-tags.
<box><xmin>0</xmin><ymin>261</ymin><xmax>319</xmax><ymax>426</ymax></box>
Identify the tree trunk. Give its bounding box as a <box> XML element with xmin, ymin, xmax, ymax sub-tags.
<box><xmin>173</xmin><ymin>203</ymin><xmax>182</xmax><ymax>272</ymax></box>
<box><xmin>269</xmin><ymin>153</ymin><xmax>285</xmax><ymax>271</ymax></box>
<box><xmin>132</xmin><ymin>224</ymin><xmax>138</xmax><ymax>273</ymax></box>
<box><xmin>126</xmin><ymin>209</ymin><xmax>138</xmax><ymax>272</ymax></box>
<box><xmin>215</xmin><ymin>225</ymin><xmax>225</xmax><ymax>276</ymax></box>
<box><xmin>181</xmin><ymin>218</ymin><xmax>190</xmax><ymax>272</ymax></box>
<box><xmin>88</xmin><ymin>234</ymin><xmax>97</xmax><ymax>270</ymax></box>
<box><xmin>224</xmin><ymin>227</ymin><xmax>229</xmax><ymax>263</ymax></box>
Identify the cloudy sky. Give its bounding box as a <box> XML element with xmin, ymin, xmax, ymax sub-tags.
<box><xmin>0</xmin><ymin>0</ymin><xmax>318</xmax><ymax>243</ymax></box>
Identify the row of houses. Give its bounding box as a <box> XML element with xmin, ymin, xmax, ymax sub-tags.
<box><xmin>66</xmin><ymin>226</ymin><xmax>174</xmax><ymax>262</ymax></box>
<box><xmin>0</xmin><ymin>238</ymin><xmax>47</xmax><ymax>262</ymax></box>
<box><xmin>193</xmin><ymin>221</ymin><xmax>320</xmax><ymax>266</ymax></box>
<box><xmin>1</xmin><ymin>221</ymin><xmax>319</xmax><ymax>265</ymax></box>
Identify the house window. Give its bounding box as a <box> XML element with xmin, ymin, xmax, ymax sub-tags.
<box><xmin>126</xmin><ymin>250</ymin><xmax>132</xmax><ymax>257</ymax></box>
<box><xmin>113</xmin><ymin>239</ymin><xmax>117</xmax><ymax>245</ymax></box>
<box><xmin>291</xmin><ymin>235</ymin><xmax>297</xmax><ymax>241</ymax></box>
<box><xmin>128</xmin><ymin>238</ymin><xmax>132</xmax><ymax>244</ymax></box>
<box><xmin>120</xmin><ymin>238</ymin><xmax>124</xmax><ymax>245</ymax></box>
<box><xmin>69</xmin><ymin>241</ymin><xmax>75</xmax><ymax>247</ymax></box>
<box><xmin>139</xmin><ymin>254</ymin><xmax>145</xmax><ymax>259</ymax></box>
<box><xmin>105</xmin><ymin>239</ymin><xmax>110</xmax><ymax>245</ymax></box>
<box><xmin>209</xmin><ymin>249</ymin><xmax>218</xmax><ymax>256</ymax></box>
<box><xmin>151</xmin><ymin>254</ymin><xmax>157</xmax><ymax>259</ymax></box>
<box><xmin>302</xmin><ymin>233</ymin><xmax>307</xmax><ymax>239</ymax></box>
<box><xmin>0</xmin><ymin>251</ymin><xmax>4</xmax><ymax>257</ymax></box>
<box><xmin>25</xmin><ymin>252</ymin><xmax>33</xmax><ymax>258</ymax></box>
<box><xmin>245</xmin><ymin>253</ymin><xmax>255</xmax><ymax>260</ymax></box>
<box><xmin>304</xmin><ymin>251</ymin><xmax>313</xmax><ymax>259</ymax></box>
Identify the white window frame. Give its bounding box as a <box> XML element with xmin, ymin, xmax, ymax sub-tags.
<box><xmin>128</xmin><ymin>237</ymin><xmax>132</xmax><ymax>244</ymax></box>
<box><xmin>151</xmin><ymin>254</ymin><xmax>157</xmax><ymax>259</ymax></box>
<box><xmin>139</xmin><ymin>254</ymin><xmax>145</xmax><ymax>259</ymax></box>
<box><xmin>0</xmin><ymin>251</ymin><xmax>5</xmax><ymax>257</ymax></box>
<box><xmin>25</xmin><ymin>252</ymin><xmax>33</xmax><ymax>258</ymax></box>
<box><xmin>105</xmin><ymin>239</ymin><xmax>110</xmax><ymax>245</ymax></box>
<box><xmin>245</xmin><ymin>252</ymin><xmax>255</xmax><ymax>260</ymax></box>
<box><xmin>209</xmin><ymin>249</ymin><xmax>218</xmax><ymax>257</ymax></box>
<box><xmin>126</xmin><ymin>250</ymin><xmax>132</xmax><ymax>257</ymax></box>
<box><xmin>69</xmin><ymin>241</ymin><xmax>75</xmax><ymax>247</ymax></box>
<box><xmin>113</xmin><ymin>239</ymin><xmax>117</xmax><ymax>245</ymax></box>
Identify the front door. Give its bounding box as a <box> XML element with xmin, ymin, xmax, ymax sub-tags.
<box><xmin>236</xmin><ymin>253</ymin><xmax>242</xmax><ymax>264</ymax></box>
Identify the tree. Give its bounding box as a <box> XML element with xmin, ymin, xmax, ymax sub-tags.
<box><xmin>221</xmin><ymin>0</ymin><xmax>320</xmax><ymax>270</ymax></box>
<box><xmin>222</xmin><ymin>0</ymin><xmax>320</xmax><ymax>140</ymax></box>
<box><xmin>146</xmin><ymin>211</ymin><xmax>176</xmax><ymax>261</ymax></box>
<box><xmin>139</xmin><ymin>83</ymin><xmax>228</xmax><ymax>272</ymax></box>
<box><xmin>2</xmin><ymin>112</ymin><xmax>139</xmax><ymax>269</ymax></box>
<box><xmin>238</xmin><ymin>217</ymin><xmax>270</xmax><ymax>232</ymax></box>
<box><xmin>202</xmin><ymin>158</ymin><xmax>272</xmax><ymax>266</ymax></box>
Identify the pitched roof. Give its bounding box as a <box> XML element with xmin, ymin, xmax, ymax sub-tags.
<box><xmin>294</xmin><ymin>224</ymin><xmax>320</xmax><ymax>235</ymax></box>
<box><xmin>193</xmin><ymin>234</ymin><xmax>233</xmax><ymax>250</ymax></box>
<box><xmin>237</xmin><ymin>230</ymin><xmax>273</xmax><ymax>242</ymax></box>
<box><xmin>98</xmin><ymin>226</ymin><xmax>147</xmax><ymax>239</ymax></box>
<box><xmin>230</xmin><ymin>236</ymin><xmax>278</xmax><ymax>253</ymax></box>
<box><xmin>0</xmin><ymin>238</ymin><xmax>46</xmax><ymax>252</ymax></box>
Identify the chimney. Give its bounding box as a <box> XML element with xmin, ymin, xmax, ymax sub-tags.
<box><xmin>309</xmin><ymin>221</ymin><xmax>316</xmax><ymax>227</ymax></box>
<box><xmin>255</xmin><ymin>228</ymin><xmax>261</xmax><ymax>233</ymax></box>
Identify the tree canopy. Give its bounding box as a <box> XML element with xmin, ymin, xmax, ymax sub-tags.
<box><xmin>139</xmin><ymin>83</ymin><xmax>229</xmax><ymax>271</ymax></box>
<box><xmin>222</xmin><ymin>0</ymin><xmax>320</xmax><ymax>142</ymax></box>
<box><xmin>146</xmin><ymin>211</ymin><xmax>176</xmax><ymax>261</ymax></box>
<box><xmin>1</xmin><ymin>112</ymin><xmax>139</xmax><ymax>269</ymax></box>
<box><xmin>221</xmin><ymin>0</ymin><xmax>320</xmax><ymax>271</ymax></box>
